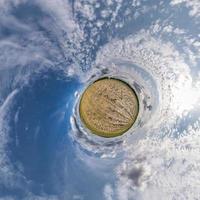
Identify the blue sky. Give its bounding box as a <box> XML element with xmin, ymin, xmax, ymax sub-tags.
<box><xmin>0</xmin><ymin>0</ymin><xmax>200</xmax><ymax>199</ymax></box>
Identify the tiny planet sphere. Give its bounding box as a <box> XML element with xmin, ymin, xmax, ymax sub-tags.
<box><xmin>79</xmin><ymin>78</ymin><xmax>139</xmax><ymax>138</ymax></box>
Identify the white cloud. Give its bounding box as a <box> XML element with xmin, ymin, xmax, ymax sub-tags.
<box><xmin>95</xmin><ymin>25</ymin><xmax>200</xmax><ymax>199</ymax></box>
<box><xmin>0</xmin><ymin>89</ymin><xmax>22</xmax><ymax>189</ymax></box>
<box><xmin>95</xmin><ymin>29</ymin><xmax>198</xmax><ymax>130</ymax></box>
<box><xmin>149</xmin><ymin>21</ymin><xmax>200</xmax><ymax>67</ymax></box>
<box><xmin>170</xmin><ymin>0</ymin><xmax>200</xmax><ymax>17</ymax></box>
<box><xmin>115</xmin><ymin>129</ymin><xmax>200</xmax><ymax>200</ymax></box>
<box><xmin>104</xmin><ymin>184</ymin><xmax>114</xmax><ymax>200</ymax></box>
<box><xmin>36</xmin><ymin>0</ymin><xmax>83</xmax><ymax>37</ymax></box>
